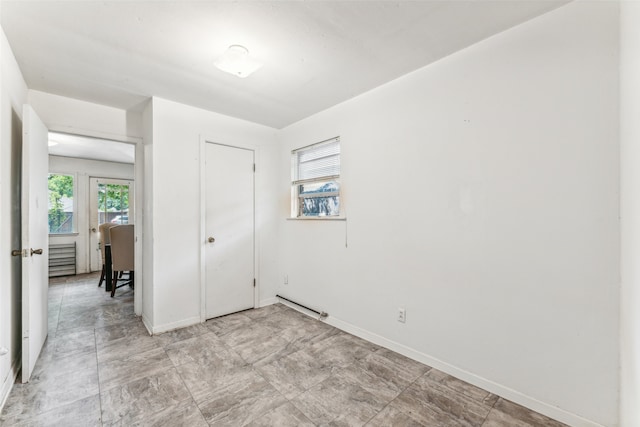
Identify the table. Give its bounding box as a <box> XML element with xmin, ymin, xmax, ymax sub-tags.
<box><xmin>104</xmin><ymin>243</ymin><xmax>113</xmax><ymax>292</ymax></box>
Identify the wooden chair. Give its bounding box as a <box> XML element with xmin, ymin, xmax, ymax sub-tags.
<box><xmin>98</xmin><ymin>222</ymin><xmax>117</xmax><ymax>287</ymax></box>
<box><xmin>109</xmin><ymin>224</ymin><xmax>134</xmax><ymax>297</ymax></box>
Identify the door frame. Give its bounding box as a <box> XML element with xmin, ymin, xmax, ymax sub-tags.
<box><xmin>88</xmin><ymin>177</ymin><xmax>135</xmax><ymax>272</ymax></box>
<box><xmin>46</xmin><ymin>126</ymin><xmax>143</xmax><ymax>317</ymax></box>
<box><xmin>199</xmin><ymin>136</ymin><xmax>261</xmax><ymax>322</ymax></box>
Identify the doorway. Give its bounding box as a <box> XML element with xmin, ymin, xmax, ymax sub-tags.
<box><xmin>204</xmin><ymin>142</ymin><xmax>255</xmax><ymax>319</ymax></box>
<box><xmin>47</xmin><ymin>131</ymin><xmax>141</xmax><ymax>317</ymax></box>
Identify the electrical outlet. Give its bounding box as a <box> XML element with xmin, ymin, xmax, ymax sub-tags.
<box><xmin>284</xmin><ymin>275</ymin><xmax>288</xmax><ymax>285</ymax></box>
<box><xmin>398</xmin><ymin>307</ymin><xmax>406</xmax><ymax>323</ymax></box>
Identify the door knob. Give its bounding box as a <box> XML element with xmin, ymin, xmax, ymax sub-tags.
<box><xmin>208</xmin><ymin>237</ymin><xmax>216</xmax><ymax>243</ymax></box>
<box><xmin>91</xmin><ymin>227</ymin><xmax>97</xmax><ymax>232</ymax></box>
<box><xmin>30</xmin><ymin>248</ymin><xmax>43</xmax><ymax>256</ymax></box>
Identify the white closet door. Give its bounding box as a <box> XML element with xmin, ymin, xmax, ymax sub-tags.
<box><xmin>204</xmin><ymin>142</ymin><xmax>255</xmax><ymax>319</ymax></box>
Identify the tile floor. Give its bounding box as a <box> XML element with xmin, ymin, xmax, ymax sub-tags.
<box><xmin>0</xmin><ymin>273</ymin><xmax>567</xmax><ymax>426</ymax></box>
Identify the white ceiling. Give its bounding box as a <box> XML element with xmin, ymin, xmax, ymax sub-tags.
<box><xmin>49</xmin><ymin>132</ymin><xmax>135</xmax><ymax>164</ymax></box>
<box><xmin>1</xmin><ymin>1</ymin><xmax>568</xmax><ymax>129</ymax></box>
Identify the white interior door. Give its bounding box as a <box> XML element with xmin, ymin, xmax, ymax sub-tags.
<box><xmin>205</xmin><ymin>143</ymin><xmax>255</xmax><ymax>319</ymax></box>
<box><xmin>89</xmin><ymin>178</ymin><xmax>134</xmax><ymax>272</ymax></box>
<box><xmin>21</xmin><ymin>105</ymin><xmax>49</xmax><ymax>383</ymax></box>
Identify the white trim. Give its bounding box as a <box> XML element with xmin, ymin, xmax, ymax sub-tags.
<box><xmin>46</xmin><ymin>125</ymin><xmax>142</xmax><ymax>145</ymax></box>
<box><xmin>292</xmin><ymin>175</ymin><xmax>340</xmax><ymax>186</ymax></box>
<box><xmin>252</xmin><ymin>147</ymin><xmax>260</xmax><ymax>312</ymax></box>
<box><xmin>133</xmin><ymin>141</ymin><xmax>143</xmax><ymax>317</ymax></box>
<box><xmin>91</xmin><ymin>177</ymin><xmax>134</xmax><ymax>186</ymax></box>
<box><xmin>141</xmin><ymin>313</ymin><xmax>153</xmax><ymax>336</ymax></box>
<box><xmin>199</xmin><ymin>136</ymin><xmax>261</xmax><ymax>322</ymax></box>
<box><xmin>286</xmin><ymin>216</ymin><xmax>347</xmax><ymax>221</ymax></box>
<box><xmin>259</xmin><ymin>297</ymin><xmax>278</xmax><ymax>307</ymax></box>
<box><xmin>277</xmin><ymin>303</ymin><xmax>604</xmax><ymax>427</ymax></box>
<box><xmin>150</xmin><ymin>316</ymin><xmax>201</xmax><ymax>335</ymax></box>
<box><xmin>88</xmin><ymin>176</ymin><xmax>136</xmax><ymax>300</ymax></box>
<box><xmin>199</xmin><ymin>136</ymin><xmax>206</xmax><ymax>323</ymax></box>
<box><xmin>0</xmin><ymin>352</ymin><xmax>21</xmax><ymax>413</ymax></box>
<box><xmin>48</xmin><ymin>154</ymin><xmax>133</xmax><ymax>166</ymax></box>
<box><xmin>320</xmin><ymin>314</ymin><xmax>604</xmax><ymax>427</ymax></box>
<box><xmin>291</xmin><ymin>136</ymin><xmax>340</xmax><ymax>154</ymax></box>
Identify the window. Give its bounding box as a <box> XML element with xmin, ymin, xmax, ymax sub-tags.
<box><xmin>291</xmin><ymin>137</ymin><xmax>341</xmax><ymax>218</ymax></box>
<box><xmin>48</xmin><ymin>173</ymin><xmax>75</xmax><ymax>234</ymax></box>
<box><xmin>98</xmin><ymin>182</ymin><xmax>130</xmax><ymax>225</ymax></box>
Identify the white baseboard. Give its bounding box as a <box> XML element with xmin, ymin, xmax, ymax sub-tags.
<box><xmin>137</xmin><ymin>300</ymin><xmax>602</xmax><ymax>427</ymax></box>
<box><xmin>0</xmin><ymin>353</ymin><xmax>21</xmax><ymax>415</ymax></box>
<box><xmin>283</xmin><ymin>307</ymin><xmax>602</xmax><ymax>427</ymax></box>
<box><xmin>140</xmin><ymin>313</ymin><xmax>153</xmax><ymax>336</ymax></box>
<box><xmin>259</xmin><ymin>297</ymin><xmax>278</xmax><ymax>307</ymax></box>
<box><xmin>149</xmin><ymin>316</ymin><xmax>201</xmax><ymax>335</ymax></box>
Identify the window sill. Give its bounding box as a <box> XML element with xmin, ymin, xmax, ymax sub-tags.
<box><xmin>287</xmin><ymin>217</ymin><xmax>346</xmax><ymax>221</ymax></box>
<box><xmin>49</xmin><ymin>233</ymin><xmax>80</xmax><ymax>237</ymax></box>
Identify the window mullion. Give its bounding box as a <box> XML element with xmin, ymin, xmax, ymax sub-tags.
<box><xmin>293</xmin><ymin>175</ymin><xmax>340</xmax><ymax>186</ymax></box>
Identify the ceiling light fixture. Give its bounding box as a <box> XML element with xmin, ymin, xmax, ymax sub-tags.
<box><xmin>214</xmin><ymin>45</ymin><xmax>263</xmax><ymax>78</ymax></box>
<box><xmin>48</xmin><ymin>141</ymin><xmax>58</xmax><ymax>147</ymax></box>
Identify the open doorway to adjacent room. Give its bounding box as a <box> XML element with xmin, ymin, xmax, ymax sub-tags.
<box><xmin>47</xmin><ymin>131</ymin><xmax>138</xmax><ymax>306</ymax></box>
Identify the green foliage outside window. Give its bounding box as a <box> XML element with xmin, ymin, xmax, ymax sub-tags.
<box><xmin>98</xmin><ymin>184</ymin><xmax>129</xmax><ymax>212</ymax></box>
<box><xmin>48</xmin><ymin>174</ymin><xmax>74</xmax><ymax>233</ymax></box>
<box><xmin>98</xmin><ymin>183</ymin><xmax>130</xmax><ymax>224</ymax></box>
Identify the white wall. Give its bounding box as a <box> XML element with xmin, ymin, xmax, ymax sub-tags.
<box><xmin>48</xmin><ymin>155</ymin><xmax>134</xmax><ymax>274</ymax></box>
<box><xmin>278</xmin><ymin>2</ymin><xmax>619</xmax><ymax>426</ymax></box>
<box><xmin>620</xmin><ymin>1</ymin><xmax>640</xmax><ymax>426</ymax></box>
<box><xmin>0</xmin><ymin>26</ymin><xmax>28</xmax><ymax>410</ymax></box>
<box><xmin>145</xmin><ymin>97</ymin><xmax>279</xmax><ymax>333</ymax></box>
<box><xmin>28</xmin><ymin>90</ymin><xmax>142</xmax><ymax>142</ymax></box>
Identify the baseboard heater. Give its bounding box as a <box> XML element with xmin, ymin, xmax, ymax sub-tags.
<box><xmin>276</xmin><ymin>294</ymin><xmax>328</xmax><ymax>319</ymax></box>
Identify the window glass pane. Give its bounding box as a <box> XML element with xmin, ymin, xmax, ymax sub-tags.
<box><xmin>98</xmin><ymin>183</ymin><xmax>107</xmax><ymax>224</ymax></box>
<box><xmin>300</xmin><ymin>196</ymin><xmax>340</xmax><ymax>217</ymax></box>
<box><xmin>298</xmin><ymin>181</ymin><xmax>340</xmax><ymax>217</ymax></box>
<box><xmin>98</xmin><ymin>182</ymin><xmax>133</xmax><ymax>224</ymax></box>
<box><xmin>106</xmin><ymin>184</ymin><xmax>129</xmax><ymax>224</ymax></box>
<box><xmin>299</xmin><ymin>181</ymin><xmax>339</xmax><ymax>195</ymax></box>
<box><xmin>48</xmin><ymin>174</ymin><xmax>74</xmax><ymax>234</ymax></box>
<box><xmin>97</xmin><ymin>182</ymin><xmax>131</xmax><ymax>225</ymax></box>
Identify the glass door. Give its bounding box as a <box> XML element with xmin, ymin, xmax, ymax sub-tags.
<box><xmin>89</xmin><ymin>178</ymin><xmax>134</xmax><ymax>272</ymax></box>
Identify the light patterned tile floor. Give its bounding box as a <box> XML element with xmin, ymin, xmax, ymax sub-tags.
<box><xmin>0</xmin><ymin>273</ymin><xmax>567</xmax><ymax>426</ymax></box>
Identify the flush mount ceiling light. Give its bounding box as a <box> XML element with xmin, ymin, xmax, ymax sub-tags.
<box><xmin>214</xmin><ymin>45</ymin><xmax>263</xmax><ymax>78</ymax></box>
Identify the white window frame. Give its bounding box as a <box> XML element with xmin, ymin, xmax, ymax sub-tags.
<box><xmin>291</xmin><ymin>137</ymin><xmax>341</xmax><ymax>219</ymax></box>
